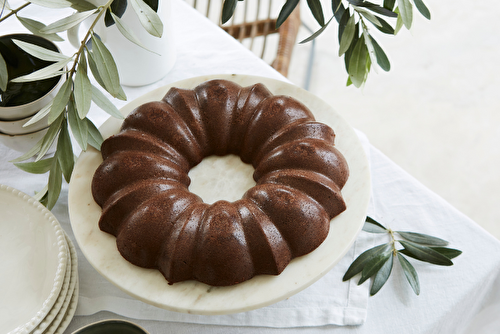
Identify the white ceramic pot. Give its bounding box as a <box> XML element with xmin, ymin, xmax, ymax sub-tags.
<box><xmin>70</xmin><ymin>0</ymin><xmax>176</xmax><ymax>86</ymax></box>
<box><xmin>0</xmin><ymin>111</ymin><xmax>49</xmax><ymax>135</ymax></box>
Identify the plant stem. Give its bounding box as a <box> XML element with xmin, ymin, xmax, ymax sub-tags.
<box><xmin>0</xmin><ymin>2</ymin><xmax>30</xmax><ymax>24</ymax></box>
<box><xmin>388</xmin><ymin>228</ymin><xmax>398</xmax><ymax>256</ymax></box>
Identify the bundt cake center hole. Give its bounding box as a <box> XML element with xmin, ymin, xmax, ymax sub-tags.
<box><xmin>188</xmin><ymin>154</ymin><xmax>256</xmax><ymax>204</ymax></box>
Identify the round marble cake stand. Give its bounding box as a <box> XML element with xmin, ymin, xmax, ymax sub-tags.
<box><xmin>68</xmin><ymin>74</ymin><xmax>371</xmax><ymax>315</ymax></box>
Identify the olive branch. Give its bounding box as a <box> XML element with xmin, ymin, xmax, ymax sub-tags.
<box><xmin>0</xmin><ymin>0</ymin><xmax>161</xmax><ymax>209</ymax></box>
<box><xmin>222</xmin><ymin>0</ymin><xmax>431</xmax><ymax>87</ymax></box>
<box><xmin>344</xmin><ymin>217</ymin><xmax>462</xmax><ymax>296</ymax></box>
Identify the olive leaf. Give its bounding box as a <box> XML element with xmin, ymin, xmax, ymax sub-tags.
<box><xmin>332</xmin><ymin>0</ymin><xmax>346</xmax><ymax>22</ymax></box>
<box><xmin>394</xmin><ymin>8</ymin><xmax>404</xmax><ymax>34</ymax></box>
<box><xmin>14</xmin><ymin>157</ymin><xmax>54</xmax><ymax>174</ymax></box>
<box><xmin>67</xmin><ymin>99</ymin><xmax>88</xmax><ymax>150</ymax></box>
<box><xmin>47</xmin><ymin>156</ymin><xmax>62</xmax><ymax>210</ymax></box>
<box><xmin>221</xmin><ymin>0</ymin><xmax>237</xmax><ymax>24</ymax></box>
<box><xmin>383</xmin><ymin>0</ymin><xmax>396</xmax><ymax>10</ymax></box>
<box><xmin>105</xmin><ymin>0</ymin><xmax>127</xmax><ymax>27</ymax></box>
<box><xmin>40</xmin><ymin>9</ymin><xmax>96</xmax><ymax>34</ymax></box>
<box><xmin>299</xmin><ymin>16</ymin><xmax>334</xmax><ymax>44</ymax></box>
<box><xmin>399</xmin><ymin>247</ymin><xmax>462</xmax><ymax>261</ymax></box>
<box><xmin>37</xmin><ymin>113</ymin><xmax>64</xmax><ymax>161</ymax></box>
<box><xmin>48</xmin><ymin>76</ymin><xmax>73</xmax><ymax>123</ymax></box>
<box><xmin>370</xmin><ymin>252</ymin><xmax>393</xmax><ymax>295</ymax></box>
<box><xmin>74</xmin><ymin>65</ymin><xmax>92</xmax><ymax>119</ymax></box>
<box><xmin>33</xmin><ymin>184</ymin><xmax>48</xmax><ymax>202</ymax></box>
<box><xmin>348</xmin><ymin>35</ymin><xmax>368</xmax><ymax>88</ymax></box>
<box><xmin>396</xmin><ymin>0</ymin><xmax>413</xmax><ymax>29</ymax></box>
<box><xmin>396</xmin><ymin>231</ymin><xmax>449</xmax><ymax>246</ymax></box>
<box><xmin>85</xmin><ymin>118</ymin><xmax>104</xmax><ymax>150</ymax></box>
<box><xmin>347</xmin><ymin>0</ymin><xmax>397</xmax><ymax>17</ymax></box>
<box><xmin>23</xmin><ymin>101</ymin><xmax>52</xmax><ymax>127</ymax></box>
<box><xmin>91</xmin><ymin>84</ymin><xmax>124</xmax><ymax>119</ymax></box>
<box><xmin>111</xmin><ymin>12</ymin><xmax>157</xmax><ymax>54</ymax></box>
<box><xmin>16</xmin><ymin>16</ymin><xmax>64</xmax><ymax>41</ymax></box>
<box><xmin>371</xmin><ymin>16</ymin><xmax>395</xmax><ymax>34</ymax></box>
<box><xmin>128</xmin><ymin>0</ymin><xmax>163</xmax><ymax>37</ymax></box>
<box><xmin>307</xmin><ymin>0</ymin><xmax>325</xmax><ymax>27</ymax></box>
<box><xmin>0</xmin><ymin>51</ymin><xmax>7</xmax><ymax>91</ymax></box>
<box><xmin>370</xmin><ymin>35</ymin><xmax>390</xmax><ymax>71</ymax></box>
<box><xmin>398</xmin><ymin>240</ymin><xmax>453</xmax><ymax>266</ymax></box>
<box><xmin>343</xmin><ymin>243</ymin><xmax>392</xmax><ymax>281</ymax></box>
<box><xmin>397</xmin><ymin>252</ymin><xmax>420</xmax><ymax>295</ymax></box>
<box><xmin>89</xmin><ymin>34</ymin><xmax>121</xmax><ymax>98</ymax></box>
<box><xmin>358</xmin><ymin>250</ymin><xmax>392</xmax><ymax>285</ymax></box>
<box><xmin>28</xmin><ymin>0</ymin><xmax>73</xmax><ymax>9</ymax></box>
<box><xmin>338</xmin><ymin>15</ymin><xmax>355</xmax><ymax>56</ymax></box>
<box><xmin>12</xmin><ymin>39</ymin><xmax>68</xmax><ymax>61</ymax></box>
<box><xmin>356</xmin><ymin>8</ymin><xmax>383</xmax><ymax>28</ymax></box>
<box><xmin>337</xmin><ymin>7</ymin><xmax>351</xmax><ymax>44</ymax></box>
<box><xmin>413</xmin><ymin>0</ymin><xmax>430</xmax><ymax>20</ymax></box>
<box><xmin>56</xmin><ymin>121</ymin><xmax>74</xmax><ymax>182</ymax></box>
<box><xmin>10</xmin><ymin>58</ymin><xmax>70</xmax><ymax>82</ymax></box>
<box><xmin>363</xmin><ymin>216</ymin><xmax>387</xmax><ymax>233</ymax></box>
<box><xmin>276</xmin><ymin>0</ymin><xmax>300</xmax><ymax>29</ymax></box>
<box><xmin>9</xmin><ymin>140</ymin><xmax>43</xmax><ymax>163</ymax></box>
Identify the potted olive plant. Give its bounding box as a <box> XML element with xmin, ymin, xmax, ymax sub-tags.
<box><xmin>0</xmin><ymin>0</ymin><xmax>430</xmax><ymax>209</ymax></box>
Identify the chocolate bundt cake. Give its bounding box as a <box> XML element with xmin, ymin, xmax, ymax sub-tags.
<box><xmin>91</xmin><ymin>79</ymin><xmax>349</xmax><ymax>286</ymax></box>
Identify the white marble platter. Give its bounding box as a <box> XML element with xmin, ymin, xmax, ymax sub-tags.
<box><xmin>68</xmin><ymin>74</ymin><xmax>371</xmax><ymax>315</ymax></box>
<box><xmin>0</xmin><ymin>184</ymin><xmax>68</xmax><ymax>334</ymax></box>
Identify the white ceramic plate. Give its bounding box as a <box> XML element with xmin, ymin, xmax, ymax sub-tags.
<box><xmin>32</xmin><ymin>233</ymin><xmax>79</xmax><ymax>334</ymax></box>
<box><xmin>0</xmin><ymin>184</ymin><xmax>68</xmax><ymax>334</ymax></box>
<box><xmin>69</xmin><ymin>74</ymin><xmax>371</xmax><ymax>315</ymax></box>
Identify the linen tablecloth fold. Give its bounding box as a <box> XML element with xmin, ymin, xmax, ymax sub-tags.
<box><xmin>50</xmin><ymin>130</ymin><xmax>375</xmax><ymax>328</ymax></box>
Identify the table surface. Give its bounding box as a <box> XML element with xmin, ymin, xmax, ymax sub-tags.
<box><xmin>2</xmin><ymin>1</ymin><xmax>500</xmax><ymax>334</ymax></box>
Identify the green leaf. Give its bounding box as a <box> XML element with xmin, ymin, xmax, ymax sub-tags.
<box><xmin>129</xmin><ymin>0</ymin><xmax>163</xmax><ymax>37</ymax></box>
<box><xmin>397</xmin><ymin>253</ymin><xmax>420</xmax><ymax>295</ymax></box>
<box><xmin>67</xmin><ymin>0</ymin><xmax>97</xmax><ymax>11</ymax></box>
<box><xmin>372</xmin><ymin>16</ymin><xmax>396</xmax><ymax>34</ymax></box>
<box><xmin>348</xmin><ymin>35</ymin><xmax>368</xmax><ymax>88</ymax></box>
<box><xmin>111</xmin><ymin>12</ymin><xmax>157</xmax><ymax>54</ymax></box>
<box><xmin>338</xmin><ymin>7</ymin><xmax>351</xmax><ymax>44</ymax></box>
<box><xmin>14</xmin><ymin>157</ymin><xmax>54</xmax><ymax>174</ymax></box>
<box><xmin>91</xmin><ymin>85</ymin><xmax>124</xmax><ymax>119</ymax></box>
<box><xmin>429</xmin><ymin>247</ymin><xmax>462</xmax><ymax>260</ymax></box>
<box><xmin>90</xmin><ymin>34</ymin><xmax>121</xmax><ymax>98</ymax></box>
<box><xmin>47</xmin><ymin>157</ymin><xmax>62</xmax><ymax>210</ymax></box>
<box><xmin>396</xmin><ymin>0</ymin><xmax>412</xmax><ymax>29</ymax></box>
<box><xmin>396</xmin><ymin>231</ymin><xmax>449</xmax><ymax>246</ymax></box>
<box><xmin>363</xmin><ymin>217</ymin><xmax>387</xmax><ymax>233</ymax></box>
<box><xmin>399</xmin><ymin>247</ymin><xmax>462</xmax><ymax>261</ymax></box>
<box><xmin>332</xmin><ymin>0</ymin><xmax>346</xmax><ymax>22</ymax></box>
<box><xmin>56</xmin><ymin>121</ymin><xmax>74</xmax><ymax>183</ymax></box>
<box><xmin>12</xmin><ymin>39</ymin><xmax>68</xmax><ymax>62</ymax></box>
<box><xmin>23</xmin><ymin>101</ymin><xmax>53</xmax><ymax>128</ymax></box>
<box><xmin>276</xmin><ymin>0</ymin><xmax>300</xmax><ymax>29</ymax></box>
<box><xmin>383</xmin><ymin>0</ymin><xmax>396</xmax><ymax>10</ymax></box>
<box><xmin>40</xmin><ymin>9</ymin><xmax>96</xmax><ymax>34</ymax></box>
<box><xmin>307</xmin><ymin>0</ymin><xmax>325</xmax><ymax>26</ymax></box>
<box><xmin>413</xmin><ymin>0</ymin><xmax>430</xmax><ymax>20</ymax></box>
<box><xmin>28</xmin><ymin>0</ymin><xmax>72</xmax><ymax>8</ymax></box>
<box><xmin>370</xmin><ymin>252</ymin><xmax>393</xmax><ymax>295</ymax></box>
<box><xmin>0</xmin><ymin>52</ymin><xmax>7</xmax><ymax>91</ymax></box>
<box><xmin>105</xmin><ymin>0</ymin><xmax>127</xmax><ymax>27</ymax></box>
<box><xmin>37</xmin><ymin>114</ymin><xmax>64</xmax><ymax>161</ymax></box>
<box><xmin>85</xmin><ymin>118</ymin><xmax>104</xmax><ymax>150</ymax></box>
<box><xmin>10</xmin><ymin>58</ymin><xmax>69</xmax><ymax>82</ymax></box>
<box><xmin>48</xmin><ymin>77</ymin><xmax>72</xmax><ymax>124</ymax></box>
<box><xmin>299</xmin><ymin>17</ymin><xmax>333</xmax><ymax>44</ymax></box>
<box><xmin>358</xmin><ymin>250</ymin><xmax>392</xmax><ymax>285</ymax></box>
<box><xmin>15</xmin><ymin>16</ymin><xmax>64</xmax><ymax>41</ymax></box>
<box><xmin>221</xmin><ymin>0</ymin><xmax>237</xmax><ymax>24</ymax></box>
<box><xmin>338</xmin><ymin>15</ymin><xmax>355</xmax><ymax>56</ymax></box>
<box><xmin>356</xmin><ymin>8</ymin><xmax>383</xmax><ymax>27</ymax></box>
<box><xmin>398</xmin><ymin>240</ymin><xmax>453</xmax><ymax>266</ymax></box>
<box><xmin>370</xmin><ymin>35</ymin><xmax>391</xmax><ymax>71</ymax></box>
<box><xmin>343</xmin><ymin>243</ymin><xmax>392</xmax><ymax>281</ymax></box>
<box><xmin>67</xmin><ymin>99</ymin><xmax>88</xmax><ymax>151</ymax></box>
<box><xmin>348</xmin><ymin>0</ymin><xmax>397</xmax><ymax>17</ymax></box>
<box><xmin>74</xmin><ymin>65</ymin><xmax>92</xmax><ymax>119</ymax></box>
<box><xmin>33</xmin><ymin>184</ymin><xmax>48</xmax><ymax>202</ymax></box>
<box><xmin>343</xmin><ymin>18</ymin><xmax>359</xmax><ymax>72</ymax></box>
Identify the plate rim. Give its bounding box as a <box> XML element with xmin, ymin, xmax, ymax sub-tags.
<box><xmin>0</xmin><ymin>184</ymin><xmax>68</xmax><ymax>334</ymax></box>
<box><xmin>68</xmin><ymin>74</ymin><xmax>371</xmax><ymax>315</ymax></box>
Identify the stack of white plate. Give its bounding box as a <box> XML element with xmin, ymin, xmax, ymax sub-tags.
<box><xmin>0</xmin><ymin>184</ymin><xmax>79</xmax><ymax>334</ymax></box>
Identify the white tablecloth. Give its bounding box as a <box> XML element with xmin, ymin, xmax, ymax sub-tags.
<box><xmin>2</xmin><ymin>1</ymin><xmax>500</xmax><ymax>333</ymax></box>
